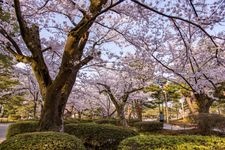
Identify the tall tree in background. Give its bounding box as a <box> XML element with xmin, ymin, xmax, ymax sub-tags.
<box><xmin>0</xmin><ymin>53</ymin><xmax>29</xmax><ymax>119</ymax></box>
<box><xmin>113</xmin><ymin>0</ymin><xmax>225</xmax><ymax>113</ymax></box>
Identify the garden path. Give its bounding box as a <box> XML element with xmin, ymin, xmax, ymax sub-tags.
<box><xmin>0</xmin><ymin>123</ymin><xmax>11</xmax><ymax>142</ymax></box>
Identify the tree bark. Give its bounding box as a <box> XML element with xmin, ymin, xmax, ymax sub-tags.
<box><xmin>185</xmin><ymin>96</ymin><xmax>198</xmax><ymax>114</ymax></box>
<box><xmin>39</xmin><ymin>68</ymin><xmax>79</xmax><ymax>131</ymax></box>
<box><xmin>33</xmin><ymin>101</ymin><xmax>37</xmax><ymax>119</ymax></box>
<box><xmin>117</xmin><ymin>104</ymin><xmax>128</xmax><ymax>127</ymax></box>
<box><xmin>78</xmin><ymin>111</ymin><xmax>82</xmax><ymax>120</ymax></box>
<box><xmin>11</xmin><ymin>0</ymin><xmax>118</xmax><ymax>131</ymax></box>
<box><xmin>194</xmin><ymin>93</ymin><xmax>214</xmax><ymax>113</ymax></box>
<box><xmin>134</xmin><ymin>100</ymin><xmax>142</xmax><ymax>121</ymax></box>
<box><xmin>33</xmin><ymin>92</ymin><xmax>39</xmax><ymax>119</ymax></box>
<box><xmin>164</xmin><ymin>92</ymin><xmax>169</xmax><ymax>123</ymax></box>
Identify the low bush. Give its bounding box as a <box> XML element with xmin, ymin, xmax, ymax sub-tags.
<box><xmin>0</xmin><ymin>132</ymin><xmax>85</xmax><ymax>150</ymax></box>
<box><xmin>6</xmin><ymin>121</ymin><xmax>38</xmax><ymax>138</ymax></box>
<box><xmin>127</xmin><ymin>119</ymin><xmax>141</xmax><ymax>126</ymax></box>
<box><xmin>95</xmin><ymin>118</ymin><xmax>120</xmax><ymax>125</ymax></box>
<box><xmin>64</xmin><ymin>123</ymin><xmax>137</xmax><ymax>149</ymax></box>
<box><xmin>133</xmin><ymin>121</ymin><xmax>163</xmax><ymax>132</ymax></box>
<box><xmin>64</xmin><ymin>119</ymin><xmax>80</xmax><ymax>124</ymax></box>
<box><xmin>119</xmin><ymin>135</ymin><xmax>225</xmax><ymax>150</ymax></box>
<box><xmin>78</xmin><ymin>119</ymin><xmax>95</xmax><ymax>123</ymax></box>
<box><xmin>191</xmin><ymin>113</ymin><xmax>225</xmax><ymax>134</ymax></box>
<box><xmin>64</xmin><ymin>118</ymin><xmax>94</xmax><ymax>124</ymax></box>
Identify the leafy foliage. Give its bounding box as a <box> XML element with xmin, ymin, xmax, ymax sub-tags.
<box><xmin>133</xmin><ymin>121</ymin><xmax>163</xmax><ymax>132</ymax></box>
<box><xmin>1</xmin><ymin>132</ymin><xmax>85</xmax><ymax>150</ymax></box>
<box><xmin>95</xmin><ymin>118</ymin><xmax>120</xmax><ymax>125</ymax></box>
<box><xmin>0</xmin><ymin>54</ymin><xmax>18</xmax><ymax>91</ymax></box>
<box><xmin>0</xmin><ymin>54</ymin><xmax>30</xmax><ymax>119</ymax></box>
<box><xmin>64</xmin><ymin>123</ymin><xmax>138</xmax><ymax>149</ymax></box>
<box><xmin>6</xmin><ymin>121</ymin><xmax>38</xmax><ymax>138</ymax></box>
<box><xmin>119</xmin><ymin>135</ymin><xmax>225</xmax><ymax>150</ymax></box>
<box><xmin>64</xmin><ymin>118</ymin><xmax>94</xmax><ymax>124</ymax></box>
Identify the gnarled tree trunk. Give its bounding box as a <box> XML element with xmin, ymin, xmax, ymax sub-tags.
<box><xmin>39</xmin><ymin>70</ymin><xmax>78</xmax><ymax>131</ymax></box>
<box><xmin>134</xmin><ymin>100</ymin><xmax>142</xmax><ymax>121</ymax></box>
<box><xmin>11</xmin><ymin>0</ymin><xmax>115</xmax><ymax>131</ymax></box>
<box><xmin>185</xmin><ymin>96</ymin><xmax>198</xmax><ymax>114</ymax></box>
<box><xmin>117</xmin><ymin>104</ymin><xmax>128</xmax><ymax>127</ymax></box>
<box><xmin>194</xmin><ymin>93</ymin><xmax>214</xmax><ymax>113</ymax></box>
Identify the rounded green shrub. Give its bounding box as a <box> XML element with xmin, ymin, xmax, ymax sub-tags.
<box><xmin>64</xmin><ymin>118</ymin><xmax>94</xmax><ymax>124</ymax></box>
<box><xmin>0</xmin><ymin>132</ymin><xmax>85</xmax><ymax>150</ymax></box>
<box><xmin>118</xmin><ymin>135</ymin><xmax>225</xmax><ymax>150</ymax></box>
<box><xmin>64</xmin><ymin>123</ymin><xmax>138</xmax><ymax>149</ymax></box>
<box><xmin>64</xmin><ymin>119</ymin><xmax>80</xmax><ymax>124</ymax></box>
<box><xmin>6</xmin><ymin>121</ymin><xmax>38</xmax><ymax>138</ymax></box>
<box><xmin>133</xmin><ymin>121</ymin><xmax>163</xmax><ymax>132</ymax></box>
<box><xmin>127</xmin><ymin>119</ymin><xmax>141</xmax><ymax>126</ymax></box>
<box><xmin>78</xmin><ymin>119</ymin><xmax>94</xmax><ymax>123</ymax></box>
<box><xmin>95</xmin><ymin>118</ymin><xmax>120</xmax><ymax>125</ymax></box>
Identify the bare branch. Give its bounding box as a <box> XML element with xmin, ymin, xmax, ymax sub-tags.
<box><xmin>0</xmin><ymin>26</ymin><xmax>23</xmax><ymax>55</ymax></box>
<box><xmin>38</xmin><ymin>0</ymin><xmax>50</xmax><ymax>10</ymax></box>
<box><xmin>97</xmin><ymin>83</ymin><xmax>120</xmax><ymax>108</ymax></box>
<box><xmin>42</xmin><ymin>47</ymin><xmax>52</xmax><ymax>53</ymax></box>
<box><xmin>78</xmin><ymin>55</ymin><xmax>94</xmax><ymax>68</ymax></box>
<box><xmin>189</xmin><ymin>0</ymin><xmax>198</xmax><ymax>17</ymax></box>
<box><xmin>14</xmin><ymin>0</ymin><xmax>28</xmax><ymax>38</ymax></box>
<box><xmin>171</xmin><ymin>19</ymin><xmax>198</xmax><ymax>84</ymax></box>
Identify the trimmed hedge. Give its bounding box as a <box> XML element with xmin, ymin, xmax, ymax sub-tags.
<box><xmin>64</xmin><ymin>118</ymin><xmax>94</xmax><ymax>124</ymax></box>
<box><xmin>64</xmin><ymin>119</ymin><xmax>80</xmax><ymax>124</ymax></box>
<box><xmin>118</xmin><ymin>135</ymin><xmax>225</xmax><ymax>150</ymax></box>
<box><xmin>64</xmin><ymin>123</ymin><xmax>138</xmax><ymax>149</ymax></box>
<box><xmin>6</xmin><ymin>121</ymin><xmax>38</xmax><ymax>138</ymax></box>
<box><xmin>95</xmin><ymin>118</ymin><xmax>140</xmax><ymax>126</ymax></box>
<box><xmin>127</xmin><ymin>119</ymin><xmax>141</xmax><ymax>126</ymax></box>
<box><xmin>0</xmin><ymin>132</ymin><xmax>85</xmax><ymax>150</ymax></box>
<box><xmin>133</xmin><ymin>121</ymin><xmax>163</xmax><ymax>132</ymax></box>
<box><xmin>95</xmin><ymin>118</ymin><xmax>119</xmax><ymax>125</ymax></box>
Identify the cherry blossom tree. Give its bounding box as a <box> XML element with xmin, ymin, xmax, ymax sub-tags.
<box><xmin>0</xmin><ymin>0</ymin><xmax>124</xmax><ymax>131</ymax></box>
<box><xmin>111</xmin><ymin>0</ymin><xmax>225</xmax><ymax>113</ymax></box>
<box><xmin>87</xmin><ymin>54</ymin><xmax>154</xmax><ymax>126</ymax></box>
<box><xmin>1</xmin><ymin>0</ymin><xmax>224</xmax><ymax>131</ymax></box>
<box><xmin>66</xmin><ymin>80</ymin><xmax>114</xmax><ymax>119</ymax></box>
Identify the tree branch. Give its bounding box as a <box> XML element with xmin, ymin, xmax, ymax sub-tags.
<box><xmin>97</xmin><ymin>83</ymin><xmax>120</xmax><ymax>108</ymax></box>
<box><xmin>131</xmin><ymin>0</ymin><xmax>219</xmax><ymax>57</ymax></box>
<box><xmin>0</xmin><ymin>26</ymin><xmax>23</xmax><ymax>55</ymax></box>
<box><xmin>38</xmin><ymin>0</ymin><xmax>50</xmax><ymax>10</ymax></box>
<box><xmin>42</xmin><ymin>47</ymin><xmax>52</xmax><ymax>53</ymax></box>
<box><xmin>189</xmin><ymin>0</ymin><xmax>198</xmax><ymax>17</ymax></box>
<box><xmin>78</xmin><ymin>55</ymin><xmax>94</xmax><ymax>68</ymax></box>
<box><xmin>121</xmin><ymin>87</ymin><xmax>144</xmax><ymax>103</ymax></box>
<box><xmin>14</xmin><ymin>0</ymin><xmax>28</xmax><ymax>38</ymax></box>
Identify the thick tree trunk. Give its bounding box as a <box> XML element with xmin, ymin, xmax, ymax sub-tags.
<box><xmin>194</xmin><ymin>93</ymin><xmax>214</xmax><ymax>113</ymax></box>
<box><xmin>12</xmin><ymin>0</ymin><xmax>115</xmax><ymax>132</ymax></box>
<box><xmin>78</xmin><ymin>111</ymin><xmax>82</xmax><ymax>120</ymax></box>
<box><xmin>33</xmin><ymin>101</ymin><xmax>37</xmax><ymax>119</ymax></box>
<box><xmin>33</xmin><ymin>92</ymin><xmax>38</xmax><ymax>119</ymax></box>
<box><xmin>134</xmin><ymin>101</ymin><xmax>142</xmax><ymax>121</ymax></box>
<box><xmin>185</xmin><ymin>96</ymin><xmax>198</xmax><ymax>114</ymax></box>
<box><xmin>117</xmin><ymin>105</ymin><xmax>128</xmax><ymax>127</ymax></box>
<box><xmin>39</xmin><ymin>69</ymin><xmax>78</xmax><ymax>131</ymax></box>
